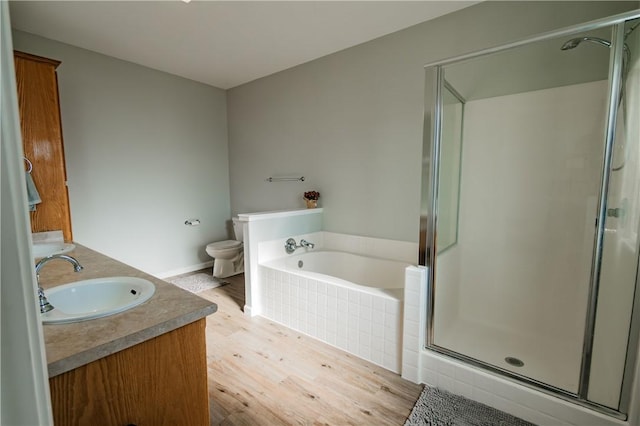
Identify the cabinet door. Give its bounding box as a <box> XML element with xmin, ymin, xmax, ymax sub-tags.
<box><xmin>49</xmin><ymin>319</ymin><xmax>210</xmax><ymax>426</ymax></box>
<box><xmin>14</xmin><ymin>51</ymin><xmax>72</xmax><ymax>241</ymax></box>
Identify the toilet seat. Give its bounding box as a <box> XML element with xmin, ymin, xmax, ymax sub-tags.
<box><xmin>206</xmin><ymin>240</ymin><xmax>242</xmax><ymax>251</ymax></box>
<box><xmin>206</xmin><ymin>240</ymin><xmax>243</xmax><ymax>261</ymax></box>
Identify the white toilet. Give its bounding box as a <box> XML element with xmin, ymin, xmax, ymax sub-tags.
<box><xmin>206</xmin><ymin>217</ymin><xmax>244</xmax><ymax>278</ymax></box>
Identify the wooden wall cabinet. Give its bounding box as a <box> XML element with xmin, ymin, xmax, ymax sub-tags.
<box><xmin>49</xmin><ymin>319</ymin><xmax>210</xmax><ymax>426</ymax></box>
<box><xmin>14</xmin><ymin>51</ymin><xmax>73</xmax><ymax>241</ymax></box>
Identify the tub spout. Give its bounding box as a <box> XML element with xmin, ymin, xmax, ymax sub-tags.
<box><xmin>300</xmin><ymin>239</ymin><xmax>315</xmax><ymax>249</ymax></box>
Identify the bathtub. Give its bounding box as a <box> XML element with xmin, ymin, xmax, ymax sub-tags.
<box><xmin>259</xmin><ymin>250</ymin><xmax>410</xmax><ymax>373</ymax></box>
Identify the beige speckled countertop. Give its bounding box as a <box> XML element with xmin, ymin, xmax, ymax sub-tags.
<box><xmin>37</xmin><ymin>244</ymin><xmax>217</xmax><ymax>378</ymax></box>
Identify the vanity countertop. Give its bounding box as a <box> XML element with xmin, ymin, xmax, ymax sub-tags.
<box><xmin>38</xmin><ymin>244</ymin><xmax>217</xmax><ymax>378</ymax></box>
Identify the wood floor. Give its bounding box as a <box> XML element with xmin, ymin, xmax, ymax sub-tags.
<box><xmin>195</xmin><ymin>272</ymin><xmax>423</xmax><ymax>426</ymax></box>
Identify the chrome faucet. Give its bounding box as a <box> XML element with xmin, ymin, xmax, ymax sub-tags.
<box><xmin>35</xmin><ymin>254</ymin><xmax>84</xmax><ymax>313</ymax></box>
<box><xmin>300</xmin><ymin>239</ymin><xmax>315</xmax><ymax>249</ymax></box>
<box><xmin>284</xmin><ymin>238</ymin><xmax>315</xmax><ymax>254</ymax></box>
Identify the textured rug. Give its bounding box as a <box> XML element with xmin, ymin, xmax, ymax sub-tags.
<box><xmin>405</xmin><ymin>387</ymin><xmax>536</xmax><ymax>426</ymax></box>
<box><xmin>167</xmin><ymin>273</ymin><xmax>228</xmax><ymax>294</ymax></box>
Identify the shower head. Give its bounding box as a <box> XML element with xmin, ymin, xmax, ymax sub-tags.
<box><xmin>560</xmin><ymin>35</ymin><xmax>630</xmax><ymax>76</ymax></box>
<box><xmin>560</xmin><ymin>36</ymin><xmax>611</xmax><ymax>50</ymax></box>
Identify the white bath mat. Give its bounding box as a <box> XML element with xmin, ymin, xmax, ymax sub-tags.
<box><xmin>167</xmin><ymin>273</ymin><xmax>228</xmax><ymax>294</ymax></box>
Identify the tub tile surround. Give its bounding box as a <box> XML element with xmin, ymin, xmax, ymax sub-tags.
<box><xmin>240</xmin><ymin>208</ymin><xmax>416</xmax><ymax>373</ymax></box>
<box><xmin>238</xmin><ymin>208</ymin><xmax>324</xmax><ymax>317</ymax></box>
<box><xmin>402</xmin><ymin>266</ymin><xmax>635</xmax><ymax>426</ymax></box>
<box><xmin>259</xmin><ymin>264</ymin><xmax>404</xmax><ymax>373</ymax></box>
<box><xmin>257</xmin><ymin>230</ymin><xmax>416</xmax><ymax>373</ymax></box>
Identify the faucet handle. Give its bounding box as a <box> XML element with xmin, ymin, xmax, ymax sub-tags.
<box><xmin>285</xmin><ymin>238</ymin><xmax>298</xmax><ymax>254</ymax></box>
<box><xmin>38</xmin><ymin>287</ymin><xmax>54</xmax><ymax>313</ymax></box>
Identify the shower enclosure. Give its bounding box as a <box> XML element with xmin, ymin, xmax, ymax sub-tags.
<box><xmin>420</xmin><ymin>12</ymin><xmax>640</xmax><ymax>418</ymax></box>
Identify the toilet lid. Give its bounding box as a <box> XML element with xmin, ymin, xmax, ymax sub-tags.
<box><xmin>207</xmin><ymin>240</ymin><xmax>242</xmax><ymax>250</ymax></box>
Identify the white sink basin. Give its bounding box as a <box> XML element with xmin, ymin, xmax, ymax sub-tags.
<box><xmin>41</xmin><ymin>276</ymin><xmax>156</xmax><ymax>324</ymax></box>
<box><xmin>33</xmin><ymin>242</ymin><xmax>75</xmax><ymax>259</ymax></box>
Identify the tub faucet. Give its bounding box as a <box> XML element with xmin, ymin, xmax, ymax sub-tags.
<box><xmin>285</xmin><ymin>238</ymin><xmax>315</xmax><ymax>254</ymax></box>
<box><xmin>35</xmin><ymin>254</ymin><xmax>84</xmax><ymax>313</ymax></box>
<box><xmin>300</xmin><ymin>239</ymin><xmax>315</xmax><ymax>249</ymax></box>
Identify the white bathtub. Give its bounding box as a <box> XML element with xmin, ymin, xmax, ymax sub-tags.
<box><xmin>259</xmin><ymin>250</ymin><xmax>410</xmax><ymax>373</ymax></box>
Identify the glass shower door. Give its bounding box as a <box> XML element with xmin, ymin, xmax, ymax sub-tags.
<box><xmin>425</xmin><ymin>24</ymin><xmax>625</xmax><ymax>396</ymax></box>
<box><xmin>588</xmin><ymin>18</ymin><xmax>640</xmax><ymax>410</ymax></box>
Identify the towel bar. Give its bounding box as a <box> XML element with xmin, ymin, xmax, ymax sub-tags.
<box><xmin>24</xmin><ymin>157</ymin><xmax>33</xmax><ymax>173</ymax></box>
<box><xmin>266</xmin><ymin>176</ymin><xmax>304</xmax><ymax>182</ymax></box>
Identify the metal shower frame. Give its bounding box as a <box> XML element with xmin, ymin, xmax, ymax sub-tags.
<box><xmin>419</xmin><ymin>10</ymin><xmax>640</xmax><ymax>420</ymax></box>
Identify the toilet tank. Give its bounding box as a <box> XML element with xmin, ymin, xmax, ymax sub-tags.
<box><xmin>232</xmin><ymin>217</ymin><xmax>244</xmax><ymax>242</ymax></box>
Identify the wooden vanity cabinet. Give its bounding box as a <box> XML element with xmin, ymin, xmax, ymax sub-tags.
<box><xmin>48</xmin><ymin>319</ymin><xmax>210</xmax><ymax>426</ymax></box>
<box><xmin>14</xmin><ymin>51</ymin><xmax>73</xmax><ymax>241</ymax></box>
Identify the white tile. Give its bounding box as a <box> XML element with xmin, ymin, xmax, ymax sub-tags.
<box><xmin>372</xmin><ymin>325</ymin><xmax>384</xmax><ymax>338</ymax></box>
<box><xmin>402</xmin><ymin>365</ymin><xmax>419</xmax><ymax>382</ymax></box>
<box><xmin>337</xmin><ymin>299</ymin><xmax>348</xmax><ymax>312</ymax></box>
<box><xmin>454</xmin><ymin>365</ymin><xmax>475</xmax><ymax>385</ymax></box>
<box><xmin>317</xmin><ymin>320</ymin><xmax>326</xmax><ymax>340</ymax></box>
<box><xmin>373</xmin><ymin>298</ymin><xmax>385</xmax><ymax>312</ymax></box>
<box><xmin>358</xmin><ymin>345</ymin><xmax>371</xmax><ymax>360</ymax></box>
<box><xmin>336</xmin><ymin>335</ymin><xmax>348</xmax><ymax>350</ymax></box>
<box><xmin>336</xmin><ymin>321</ymin><xmax>347</xmax><ymax>336</ymax></box>
<box><xmin>317</xmin><ymin>294</ymin><xmax>327</xmax><ymax>313</ymax></box>
<box><xmin>402</xmin><ymin>346</ymin><xmax>418</xmax><ymax>363</ymax></box>
<box><xmin>383</xmin><ymin>324</ymin><xmax>397</xmax><ymax>342</ymax></box>
<box><xmin>348</xmin><ymin>339</ymin><xmax>358</xmax><ymax>354</ymax></box>
<box><xmin>385</xmin><ymin>299</ymin><xmax>399</xmax><ymax>315</ymax></box>
<box><xmin>422</xmin><ymin>368</ymin><xmax>438</xmax><ymax>386</ymax></box>
<box><xmin>372</xmin><ymin>310</ymin><xmax>384</xmax><ymax>326</ymax></box>
<box><xmin>326</xmin><ymin>331</ymin><xmax>336</xmax><ymax>346</ymax></box>
<box><xmin>372</xmin><ymin>351</ymin><xmax>384</xmax><ymax>366</ymax></box>
<box><xmin>372</xmin><ymin>337</ymin><xmax>385</xmax><ymax>353</ymax></box>
<box><xmin>403</xmin><ymin>319</ymin><xmax>420</xmax><ymax>338</ymax></box>
<box><xmin>471</xmin><ymin>387</ymin><xmax>496</xmax><ymax>407</ymax></box>
<box><xmin>359</xmin><ymin>317</ymin><xmax>371</xmax><ymax>333</ymax></box>
<box><xmin>383</xmin><ymin>353</ymin><xmax>398</xmax><ymax>371</ymax></box>
<box><xmin>359</xmin><ymin>330</ymin><xmax>371</xmax><ymax>348</ymax></box>
<box><xmin>473</xmin><ymin>372</ymin><xmax>496</xmax><ymax>392</ymax></box>
<box><xmin>384</xmin><ymin>340</ymin><xmax>397</xmax><ymax>356</ymax></box>
<box><xmin>438</xmin><ymin>374</ymin><xmax>456</xmax><ymax>393</ymax></box>
<box><xmin>453</xmin><ymin>380</ymin><xmax>474</xmax><ymax>400</ymax></box>
<box><xmin>359</xmin><ymin>306</ymin><xmax>372</xmax><ymax>321</ymax></box>
<box><xmin>360</xmin><ymin>293</ymin><xmax>372</xmax><ymax>308</ymax></box>
<box><xmin>348</xmin><ymin>302</ymin><xmax>359</xmax><ymax>317</ymax></box>
<box><xmin>384</xmin><ymin>312</ymin><xmax>397</xmax><ymax>328</ymax></box>
<box><xmin>308</xmin><ymin>302</ymin><xmax>317</xmax><ymax>315</ymax></box>
<box><xmin>338</xmin><ymin>287</ymin><xmax>348</xmax><ymax>300</ymax></box>
<box><xmin>327</xmin><ymin>285</ymin><xmax>337</xmax><ymax>298</ymax></box>
<box><xmin>515</xmin><ymin>405</ymin><xmax>570</xmax><ymax>426</ymax></box>
<box><xmin>308</xmin><ymin>322</ymin><xmax>317</xmax><ymax>337</ymax></box>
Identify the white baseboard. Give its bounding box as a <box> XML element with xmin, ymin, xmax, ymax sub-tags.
<box><xmin>154</xmin><ymin>261</ymin><xmax>214</xmax><ymax>279</ymax></box>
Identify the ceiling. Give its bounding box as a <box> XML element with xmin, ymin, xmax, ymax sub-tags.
<box><xmin>9</xmin><ymin>1</ymin><xmax>478</xmax><ymax>89</ymax></box>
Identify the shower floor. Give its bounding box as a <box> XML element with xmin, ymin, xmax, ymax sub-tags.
<box><xmin>434</xmin><ymin>317</ymin><xmax>582</xmax><ymax>393</ymax></box>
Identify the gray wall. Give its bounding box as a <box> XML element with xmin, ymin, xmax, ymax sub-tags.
<box><xmin>227</xmin><ymin>1</ymin><xmax>636</xmax><ymax>243</ymax></box>
<box><xmin>12</xmin><ymin>31</ymin><xmax>230</xmax><ymax>277</ymax></box>
<box><xmin>11</xmin><ymin>1</ymin><xmax>635</xmax><ymax>275</ymax></box>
